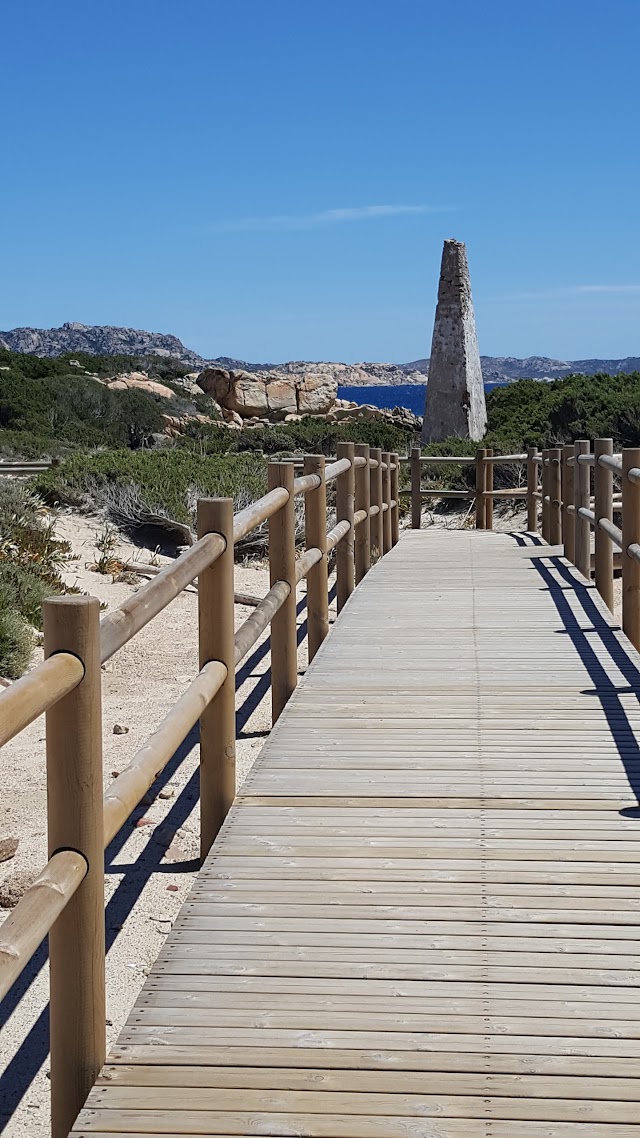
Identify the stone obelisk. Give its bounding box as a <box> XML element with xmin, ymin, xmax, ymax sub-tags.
<box><xmin>421</xmin><ymin>239</ymin><xmax>487</xmax><ymax>443</ymax></box>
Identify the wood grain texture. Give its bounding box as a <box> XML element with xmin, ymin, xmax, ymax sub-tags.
<box><xmin>72</xmin><ymin>528</ymin><xmax>640</xmax><ymax>1137</ymax></box>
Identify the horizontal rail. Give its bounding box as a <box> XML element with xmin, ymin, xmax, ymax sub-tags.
<box><xmin>292</xmin><ymin>472</ymin><xmax>321</xmax><ymax>495</ymax></box>
<box><xmin>578</xmin><ymin>506</ymin><xmax>596</xmax><ymax>525</ymax></box>
<box><xmin>102</xmin><ymin>660</ymin><xmax>227</xmax><ymax>846</ymax></box>
<box><xmin>326</xmin><ymin>518</ymin><xmax>351</xmax><ymax>551</ymax></box>
<box><xmin>0</xmin><ymin>850</ymin><xmax>87</xmax><ymax>1000</ymax></box>
<box><xmin>597</xmin><ymin>453</ymin><xmax>623</xmax><ymax>474</ymax></box>
<box><xmin>353</xmin><ymin>456</ymin><xmax>367</xmax><ymax>468</ymax></box>
<box><xmin>232</xmin><ymin>487</ymin><xmax>289</xmax><ymax>543</ymax></box>
<box><xmin>628</xmin><ymin>542</ymin><xmax>640</xmax><ymax>564</ymax></box>
<box><xmin>100</xmin><ymin>532</ymin><xmax>225</xmax><ymax>663</ymax></box>
<box><xmin>369</xmin><ymin>504</ymin><xmax>380</xmax><ymax>516</ymax></box>
<box><xmin>419</xmin><ymin>489</ymin><xmax>474</xmax><ymax>499</ymax></box>
<box><xmin>483</xmin><ymin>454</ymin><xmax>527</xmax><ymax>463</ymax></box>
<box><xmin>353</xmin><ymin>508</ymin><xmax>368</xmax><ymax>526</ymax></box>
<box><xmin>577</xmin><ymin>453</ymin><xmax>595</xmax><ymax>466</ymax></box>
<box><xmin>627</xmin><ymin>466</ymin><xmax>640</xmax><ymax>485</ymax></box>
<box><xmin>324</xmin><ymin>457</ymin><xmax>351</xmax><ymax>482</ymax></box>
<box><xmin>0</xmin><ymin>652</ymin><xmax>84</xmax><ymax>748</ymax></box>
<box><xmin>0</xmin><ymin>463</ymin><xmax>53</xmax><ymax>475</ymax></box>
<box><xmin>295</xmin><ymin>546</ymin><xmax>322</xmax><ymax>584</ymax></box>
<box><xmin>482</xmin><ymin>488</ymin><xmax>528</xmax><ymax>498</ymax></box>
<box><xmin>417</xmin><ymin>455</ymin><xmax>476</xmax><ymax>465</ymax></box>
<box><xmin>234</xmin><ymin>581</ymin><xmax>291</xmax><ymax>665</ymax></box>
<box><xmin>598</xmin><ymin>516</ymin><xmax>623</xmax><ymax>549</ymax></box>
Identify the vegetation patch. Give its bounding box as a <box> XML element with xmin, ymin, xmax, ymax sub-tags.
<box><xmin>0</xmin><ymin>482</ymin><xmax>69</xmax><ymax>677</ymax></box>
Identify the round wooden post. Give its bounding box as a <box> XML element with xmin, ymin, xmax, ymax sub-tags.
<box><xmin>527</xmin><ymin>446</ymin><xmax>539</xmax><ymax>533</ymax></box>
<box><xmin>336</xmin><ymin>441</ymin><xmax>355</xmax><ymax>611</ymax></box>
<box><xmin>390</xmin><ymin>452</ymin><xmax>400</xmax><ymax>546</ymax></box>
<box><xmin>594</xmin><ymin>438</ymin><xmax>614</xmax><ymax>612</ymax></box>
<box><xmin>382</xmin><ymin>451</ymin><xmax>392</xmax><ymax>554</ymax></box>
<box><xmin>268</xmin><ymin>461</ymin><xmax>297</xmax><ymax>721</ymax></box>
<box><xmin>197</xmin><ymin>498</ymin><xmax>235</xmax><ymax>859</ymax></box>
<box><xmin>561</xmin><ymin>444</ymin><xmax>575</xmax><ymax>564</ymax></box>
<box><xmin>548</xmin><ymin>447</ymin><xmax>562</xmax><ymax>545</ymax></box>
<box><xmin>574</xmin><ymin>440</ymin><xmax>591</xmax><ymax>580</ymax></box>
<box><xmin>304</xmin><ymin>455</ymin><xmax>329</xmax><ymax>660</ymax></box>
<box><xmin>475</xmin><ymin>449</ymin><xmax>487</xmax><ymax>529</ymax></box>
<box><xmin>484</xmin><ymin>448</ymin><xmax>494</xmax><ymax>531</ymax></box>
<box><xmin>541</xmin><ymin>449</ymin><xmax>550</xmax><ymax>542</ymax></box>
<box><xmin>44</xmin><ymin>596</ymin><xmax>105</xmax><ymax>1138</ymax></box>
<box><xmin>410</xmin><ymin>446</ymin><xmax>421</xmax><ymax>529</ymax></box>
<box><xmin>354</xmin><ymin>443</ymin><xmax>371</xmax><ymax>582</ymax></box>
<box><xmin>370</xmin><ymin>447</ymin><xmax>383</xmax><ymax>558</ymax></box>
<box><xmin>622</xmin><ymin>448</ymin><xmax>640</xmax><ymax>652</ymax></box>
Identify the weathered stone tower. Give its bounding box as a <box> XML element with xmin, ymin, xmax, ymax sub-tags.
<box><xmin>421</xmin><ymin>239</ymin><xmax>487</xmax><ymax>443</ymax></box>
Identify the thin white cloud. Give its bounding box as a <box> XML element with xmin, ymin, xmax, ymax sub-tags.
<box><xmin>485</xmin><ymin>284</ymin><xmax>640</xmax><ymax>303</ymax></box>
<box><xmin>575</xmin><ymin>284</ymin><xmax>640</xmax><ymax>295</ymax></box>
<box><xmin>209</xmin><ymin>204</ymin><xmax>451</xmax><ymax>233</ymax></box>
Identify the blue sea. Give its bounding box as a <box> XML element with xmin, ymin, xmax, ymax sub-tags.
<box><xmin>338</xmin><ymin>383</ymin><xmax>502</xmax><ymax>416</ymax></box>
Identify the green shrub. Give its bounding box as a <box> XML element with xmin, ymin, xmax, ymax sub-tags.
<box><xmin>0</xmin><ymin>482</ymin><xmax>69</xmax><ymax>675</ymax></box>
<box><xmin>0</xmin><ymin>610</ymin><xmax>33</xmax><ymax>679</ymax></box>
<box><xmin>485</xmin><ymin>372</ymin><xmax>640</xmax><ymax>450</ymax></box>
<box><xmin>34</xmin><ymin>449</ymin><xmax>268</xmax><ymax>527</ymax></box>
<box><xmin>0</xmin><ymin>563</ymin><xmax>53</xmax><ymax>629</ymax></box>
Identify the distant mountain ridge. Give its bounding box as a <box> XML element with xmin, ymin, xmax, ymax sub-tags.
<box><xmin>1</xmin><ymin>322</ymin><xmax>639</xmax><ymax>386</ymax></box>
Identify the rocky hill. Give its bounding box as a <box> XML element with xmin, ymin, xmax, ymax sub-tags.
<box><xmin>1</xmin><ymin>322</ymin><xmax>638</xmax><ymax>387</ymax></box>
<box><xmin>0</xmin><ymin>322</ymin><xmax>207</xmax><ymax>369</ymax></box>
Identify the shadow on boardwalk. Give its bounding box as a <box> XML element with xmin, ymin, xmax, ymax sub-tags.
<box><xmin>513</xmin><ymin>536</ymin><xmax>640</xmax><ymax>807</ymax></box>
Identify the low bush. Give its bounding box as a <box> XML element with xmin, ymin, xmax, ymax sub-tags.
<box><xmin>0</xmin><ymin>482</ymin><xmax>69</xmax><ymax>677</ymax></box>
<box><xmin>0</xmin><ymin>610</ymin><xmax>33</xmax><ymax>679</ymax></box>
<box><xmin>34</xmin><ymin>449</ymin><xmax>268</xmax><ymax>531</ymax></box>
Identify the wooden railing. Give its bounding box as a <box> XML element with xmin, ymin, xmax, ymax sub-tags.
<box><xmin>407</xmin><ymin>446</ymin><xmax>528</xmax><ymax>529</ymax></box>
<box><xmin>0</xmin><ymin>441</ymin><xmax>399</xmax><ymax>1138</ymax></box>
<box><xmin>528</xmin><ymin>440</ymin><xmax>640</xmax><ymax>652</ymax></box>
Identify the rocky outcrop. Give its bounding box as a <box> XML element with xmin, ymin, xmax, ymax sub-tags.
<box><xmin>197</xmin><ymin>367</ymin><xmax>338</xmax><ymax>419</ymax></box>
<box><xmin>0</xmin><ymin>322</ymin><xmax>206</xmax><ymax>368</ymax></box>
<box><xmin>107</xmin><ymin>372</ymin><xmax>176</xmax><ymax>399</ymax></box>
<box><xmin>2</xmin><ymin>321</ymin><xmax>639</xmax><ymax>389</ymax></box>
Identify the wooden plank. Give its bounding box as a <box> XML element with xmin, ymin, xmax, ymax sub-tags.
<box><xmin>71</xmin><ymin>529</ymin><xmax>640</xmax><ymax>1137</ymax></box>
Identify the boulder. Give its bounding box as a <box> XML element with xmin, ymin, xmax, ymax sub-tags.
<box><xmin>108</xmin><ymin>372</ymin><xmax>176</xmax><ymax>400</ymax></box>
<box><xmin>297</xmin><ymin>373</ymin><xmax>337</xmax><ymax>414</ymax></box>
<box><xmin>197</xmin><ymin>366</ymin><xmax>337</xmax><ymax>420</ymax></box>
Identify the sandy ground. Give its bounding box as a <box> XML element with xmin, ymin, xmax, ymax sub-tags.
<box><xmin>0</xmin><ymin>510</ymin><xmax>336</xmax><ymax>1136</ymax></box>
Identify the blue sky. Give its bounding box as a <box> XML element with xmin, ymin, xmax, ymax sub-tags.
<box><xmin>2</xmin><ymin>0</ymin><xmax>639</xmax><ymax>363</ymax></box>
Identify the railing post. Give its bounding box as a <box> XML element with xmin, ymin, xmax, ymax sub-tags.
<box><xmin>336</xmin><ymin>441</ymin><xmax>355</xmax><ymax>610</ymax></box>
<box><xmin>44</xmin><ymin>596</ymin><xmax>105</xmax><ymax>1138</ymax></box>
<box><xmin>391</xmin><ymin>452</ymin><xmax>400</xmax><ymax>546</ymax></box>
<box><xmin>268</xmin><ymin>460</ymin><xmax>297</xmax><ymax>721</ymax></box>
<box><xmin>197</xmin><ymin>498</ymin><xmax>235</xmax><ymax>858</ymax></box>
<box><xmin>527</xmin><ymin>446</ymin><xmax>539</xmax><ymax>533</ymax></box>
<box><xmin>561</xmin><ymin>444</ymin><xmax>575</xmax><ymax>564</ymax></box>
<box><xmin>303</xmin><ymin>454</ymin><xmax>329</xmax><ymax>660</ymax></box>
<box><xmin>594</xmin><ymin>438</ymin><xmax>614</xmax><ymax>612</ymax></box>
<box><xmin>370</xmin><ymin>446</ymin><xmax>383</xmax><ymax>558</ymax></box>
<box><xmin>475</xmin><ymin>448</ymin><xmax>487</xmax><ymax>529</ymax></box>
<box><xmin>354</xmin><ymin>443</ymin><xmax>371</xmax><ymax>582</ymax></box>
<box><xmin>382</xmin><ymin>450</ymin><xmax>392</xmax><ymax>554</ymax></box>
<box><xmin>541</xmin><ymin>448</ymin><xmax>550</xmax><ymax>542</ymax></box>
<box><xmin>410</xmin><ymin>446</ymin><xmax>421</xmax><ymax>529</ymax></box>
<box><xmin>484</xmin><ymin>447</ymin><xmax>494</xmax><ymax>531</ymax></box>
<box><xmin>574</xmin><ymin>439</ymin><xmax>591</xmax><ymax>580</ymax></box>
<box><xmin>622</xmin><ymin>448</ymin><xmax>640</xmax><ymax>652</ymax></box>
<box><xmin>549</xmin><ymin>447</ymin><xmax>562</xmax><ymax>545</ymax></box>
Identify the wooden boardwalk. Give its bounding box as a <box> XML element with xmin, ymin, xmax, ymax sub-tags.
<box><xmin>73</xmin><ymin>529</ymin><xmax>640</xmax><ymax>1137</ymax></box>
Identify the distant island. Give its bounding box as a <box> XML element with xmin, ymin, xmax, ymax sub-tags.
<box><xmin>1</xmin><ymin>321</ymin><xmax>639</xmax><ymax>388</ymax></box>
